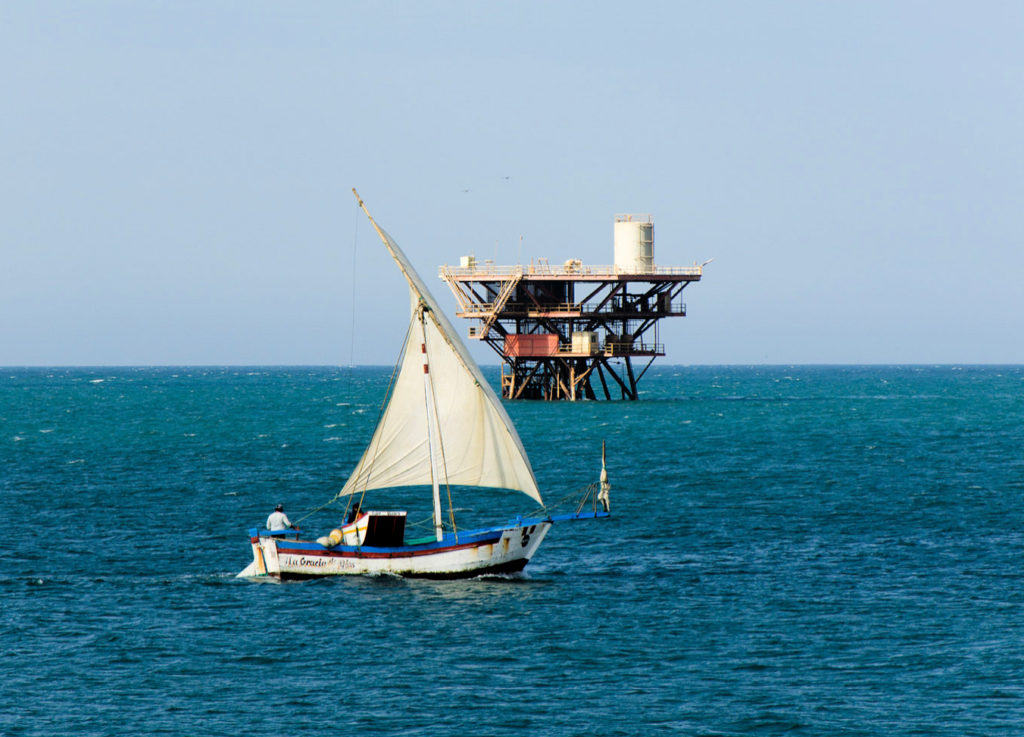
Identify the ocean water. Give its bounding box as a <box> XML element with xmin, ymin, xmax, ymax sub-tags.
<box><xmin>3</xmin><ymin>365</ymin><xmax>1024</xmax><ymax>736</ymax></box>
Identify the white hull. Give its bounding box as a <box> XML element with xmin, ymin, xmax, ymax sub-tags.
<box><xmin>239</xmin><ymin>521</ymin><xmax>552</xmax><ymax>580</ymax></box>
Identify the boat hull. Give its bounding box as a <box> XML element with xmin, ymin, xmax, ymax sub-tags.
<box><xmin>239</xmin><ymin>521</ymin><xmax>553</xmax><ymax>580</ymax></box>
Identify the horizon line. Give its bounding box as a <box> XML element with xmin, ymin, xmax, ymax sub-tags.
<box><xmin>3</xmin><ymin>362</ymin><xmax>1024</xmax><ymax>370</ymax></box>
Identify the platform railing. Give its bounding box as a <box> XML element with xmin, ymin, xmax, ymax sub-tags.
<box><xmin>499</xmin><ymin>342</ymin><xmax>667</xmax><ymax>357</ymax></box>
<box><xmin>458</xmin><ymin>299</ymin><xmax>687</xmax><ymax>317</ymax></box>
<box><xmin>440</xmin><ymin>263</ymin><xmax>702</xmax><ymax>279</ymax></box>
<box><xmin>604</xmin><ymin>342</ymin><xmax>665</xmax><ymax>356</ymax></box>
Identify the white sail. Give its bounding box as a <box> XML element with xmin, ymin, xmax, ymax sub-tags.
<box><xmin>340</xmin><ymin>213</ymin><xmax>542</xmax><ymax>505</ymax></box>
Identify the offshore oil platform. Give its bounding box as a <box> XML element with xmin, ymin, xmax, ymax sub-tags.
<box><xmin>439</xmin><ymin>214</ymin><xmax>705</xmax><ymax>400</ymax></box>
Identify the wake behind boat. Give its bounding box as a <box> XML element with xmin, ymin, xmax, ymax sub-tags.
<box><xmin>238</xmin><ymin>191</ymin><xmax>609</xmax><ymax>580</ymax></box>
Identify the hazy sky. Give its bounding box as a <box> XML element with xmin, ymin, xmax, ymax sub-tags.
<box><xmin>2</xmin><ymin>2</ymin><xmax>1022</xmax><ymax>366</ymax></box>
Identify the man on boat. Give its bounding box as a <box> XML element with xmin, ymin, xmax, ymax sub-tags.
<box><xmin>266</xmin><ymin>503</ymin><xmax>297</xmax><ymax>531</ymax></box>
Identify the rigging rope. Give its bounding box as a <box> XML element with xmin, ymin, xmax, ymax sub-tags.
<box><xmin>523</xmin><ymin>482</ymin><xmax>601</xmax><ymax>519</ymax></box>
<box><xmin>293</xmin><ymin>300</ymin><xmax>415</xmax><ymax>529</ymax></box>
<box><xmin>340</xmin><ymin>315</ymin><xmax>412</xmax><ymax>521</ymax></box>
<box><xmin>296</xmin><ymin>482</ymin><xmax>600</xmax><ymax>530</ymax></box>
<box><xmin>348</xmin><ymin>199</ymin><xmax>359</xmax><ymax>368</ymax></box>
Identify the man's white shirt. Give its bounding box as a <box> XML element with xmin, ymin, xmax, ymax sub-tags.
<box><xmin>266</xmin><ymin>511</ymin><xmax>291</xmax><ymax>530</ymax></box>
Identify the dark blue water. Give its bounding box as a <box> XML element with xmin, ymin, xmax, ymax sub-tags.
<box><xmin>4</xmin><ymin>365</ymin><xmax>1024</xmax><ymax>736</ymax></box>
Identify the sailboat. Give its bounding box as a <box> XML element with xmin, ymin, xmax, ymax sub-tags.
<box><xmin>238</xmin><ymin>191</ymin><xmax>609</xmax><ymax>580</ymax></box>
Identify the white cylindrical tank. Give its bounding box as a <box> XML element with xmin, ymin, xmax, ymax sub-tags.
<box><xmin>613</xmin><ymin>214</ymin><xmax>654</xmax><ymax>273</ymax></box>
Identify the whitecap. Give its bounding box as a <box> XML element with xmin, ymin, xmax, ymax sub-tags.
<box><xmin>89</xmin><ymin>379</ymin><xmax>104</xmax><ymax>384</ymax></box>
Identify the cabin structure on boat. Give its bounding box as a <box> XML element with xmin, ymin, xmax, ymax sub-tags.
<box><xmin>439</xmin><ymin>214</ymin><xmax>705</xmax><ymax>401</ymax></box>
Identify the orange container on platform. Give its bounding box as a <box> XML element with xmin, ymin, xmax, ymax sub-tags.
<box><xmin>504</xmin><ymin>334</ymin><xmax>559</xmax><ymax>357</ymax></box>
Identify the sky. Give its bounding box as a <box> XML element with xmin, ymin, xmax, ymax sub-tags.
<box><xmin>1</xmin><ymin>1</ymin><xmax>1022</xmax><ymax>366</ymax></box>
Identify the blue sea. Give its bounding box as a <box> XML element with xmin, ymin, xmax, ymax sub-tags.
<box><xmin>4</xmin><ymin>365</ymin><xmax>1024</xmax><ymax>736</ymax></box>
